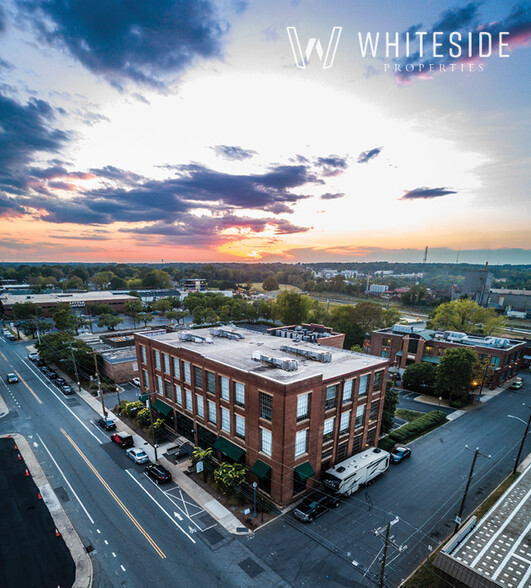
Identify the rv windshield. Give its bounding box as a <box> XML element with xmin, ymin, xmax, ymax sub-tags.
<box><xmin>322</xmin><ymin>474</ymin><xmax>341</xmax><ymax>490</ymax></box>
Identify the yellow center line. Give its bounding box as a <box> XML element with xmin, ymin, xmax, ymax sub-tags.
<box><xmin>15</xmin><ymin>371</ymin><xmax>42</xmax><ymax>404</ymax></box>
<box><xmin>0</xmin><ymin>351</ymin><xmax>7</xmax><ymax>362</ymax></box>
<box><xmin>60</xmin><ymin>428</ymin><xmax>166</xmax><ymax>559</ymax></box>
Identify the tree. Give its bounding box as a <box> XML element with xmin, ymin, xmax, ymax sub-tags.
<box><xmin>401</xmin><ymin>285</ymin><xmax>428</xmax><ymax>306</ymax></box>
<box><xmin>88</xmin><ymin>303</ymin><xmax>113</xmax><ymax>316</ymax></box>
<box><xmin>214</xmin><ymin>462</ymin><xmax>246</xmax><ymax>494</ymax></box>
<box><xmin>403</xmin><ymin>363</ymin><xmax>436</xmax><ymax>393</ymax></box>
<box><xmin>152</xmin><ymin>299</ymin><xmax>172</xmax><ymax>314</ymax></box>
<box><xmin>329</xmin><ymin>305</ymin><xmax>365</xmax><ymax>348</ymax></box>
<box><xmin>36</xmin><ymin>332</ymin><xmax>93</xmax><ymax>382</ymax></box>
<box><xmin>435</xmin><ymin>347</ymin><xmax>480</xmax><ymax>405</ymax></box>
<box><xmin>97</xmin><ymin>314</ymin><xmax>124</xmax><ymax>330</ymax></box>
<box><xmin>429</xmin><ymin>299</ymin><xmax>506</xmax><ymax>335</ymax></box>
<box><xmin>380</xmin><ymin>381</ymin><xmax>399</xmax><ymax>435</ymax></box>
<box><xmin>166</xmin><ymin>310</ymin><xmax>185</xmax><ymax>324</ymax></box>
<box><xmin>142</xmin><ymin>270</ymin><xmax>172</xmax><ymax>289</ymax></box>
<box><xmin>137</xmin><ymin>312</ymin><xmax>154</xmax><ymax>326</ymax></box>
<box><xmin>136</xmin><ymin>407</ymin><xmax>152</xmax><ymax>428</ymax></box>
<box><xmin>262</xmin><ymin>276</ymin><xmax>279</xmax><ymax>291</ymax></box>
<box><xmin>53</xmin><ymin>304</ymin><xmax>80</xmax><ymax>333</ymax></box>
<box><xmin>124</xmin><ymin>299</ymin><xmax>143</xmax><ymax>327</ymax></box>
<box><xmin>12</xmin><ymin>301</ymin><xmax>43</xmax><ymax>320</ymax></box>
<box><xmin>273</xmin><ymin>291</ymin><xmax>312</xmax><ymax>325</ymax></box>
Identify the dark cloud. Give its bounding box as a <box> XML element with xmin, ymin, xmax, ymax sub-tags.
<box><xmin>211</xmin><ymin>145</ymin><xmax>257</xmax><ymax>160</ymax></box>
<box><xmin>17</xmin><ymin>0</ymin><xmax>228</xmax><ymax>89</ymax></box>
<box><xmin>395</xmin><ymin>2</ymin><xmax>531</xmax><ymax>81</ymax></box>
<box><xmin>401</xmin><ymin>187</ymin><xmax>457</xmax><ymax>200</ymax></box>
<box><xmin>357</xmin><ymin>147</ymin><xmax>383</xmax><ymax>164</ymax></box>
<box><xmin>320</xmin><ymin>192</ymin><xmax>345</xmax><ymax>200</ymax></box>
<box><xmin>0</xmin><ymin>193</ymin><xmax>27</xmax><ymax>218</ymax></box>
<box><xmin>0</xmin><ymin>6</ymin><xmax>6</xmax><ymax>33</ymax></box>
<box><xmin>316</xmin><ymin>155</ymin><xmax>348</xmax><ymax>176</ymax></box>
<box><xmin>88</xmin><ymin>165</ymin><xmax>145</xmax><ymax>184</ymax></box>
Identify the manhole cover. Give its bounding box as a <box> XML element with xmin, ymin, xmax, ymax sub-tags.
<box><xmin>86</xmin><ymin>544</ymin><xmax>94</xmax><ymax>554</ymax></box>
<box><xmin>238</xmin><ymin>557</ymin><xmax>264</xmax><ymax>579</ymax></box>
<box><xmin>203</xmin><ymin>528</ymin><xmax>223</xmax><ymax>545</ymax></box>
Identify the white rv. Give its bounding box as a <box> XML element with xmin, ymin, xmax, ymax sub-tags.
<box><xmin>322</xmin><ymin>448</ymin><xmax>390</xmax><ymax>496</ymax></box>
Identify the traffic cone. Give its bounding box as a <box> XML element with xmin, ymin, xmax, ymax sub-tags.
<box><xmin>55</xmin><ymin>528</ymin><xmax>61</xmax><ymax>537</ymax></box>
<box><xmin>37</xmin><ymin>492</ymin><xmax>42</xmax><ymax>500</ymax></box>
<box><xmin>14</xmin><ymin>443</ymin><xmax>18</xmax><ymax>450</ymax></box>
<box><xmin>25</xmin><ymin>468</ymin><xmax>30</xmax><ymax>477</ymax></box>
<box><xmin>18</xmin><ymin>453</ymin><xmax>22</xmax><ymax>461</ymax></box>
<box><xmin>7</xmin><ymin>435</ymin><xmax>10</xmax><ymax>439</ymax></box>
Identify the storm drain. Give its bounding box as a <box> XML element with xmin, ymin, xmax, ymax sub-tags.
<box><xmin>238</xmin><ymin>557</ymin><xmax>264</xmax><ymax>579</ymax></box>
<box><xmin>203</xmin><ymin>528</ymin><xmax>224</xmax><ymax>545</ymax></box>
<box><xmin>85</xmin><ymin>544</ymin><xmax>94</xmax><ymax>554</ymax></box>
<box><xmin>53</xmin><ymin>486</ymin><xmax>70</xmax><ymax>503</ymax></box>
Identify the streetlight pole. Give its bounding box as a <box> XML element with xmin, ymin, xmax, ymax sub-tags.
<box><xmin>454</xmin><ymin>446</ymin><xmax>490</xmax><ymax>534</ymax></box>
<box><xmin>513</xmin><ymin>406</ymin><xmax>531</xmax><ymax>474</ymax></box>
<box><xmin>69</xmin><ymin>343</ymin><xmax>81</xmax><ymax>392</ymax></box>
<box><xmin>253</xmin><ymin>482</ymin><xmax>257</xmax><ymax>518</ymax></box>
<box><xmin>91</xmin><ymin>351</ymin><xmax>106</xmax><ymax>417</ymax></box>
<box><xmin>379</xmin><ymin>521</ymin><xmax>391</xmax><ymax>588</ymax></box>
<box><xmin>146</xmin><ymin>396</ymin><xmax>158</xmax><ymax>462</ymax></box>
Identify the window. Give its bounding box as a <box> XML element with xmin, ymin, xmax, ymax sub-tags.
<box><xmin>221</xmin><ymin>376</ymin><xmax>230</xmax><ymax>401</ymax></box>
<box><xmin>261</xmin><ymin>428</ymin><xmax>272</xmax><ymax>456</ymax></box>
<box><xmin>295</xmin><ymin>429</ymin><xmax>307</xmax><ymax>457</ymax></box>
<box><xmin>234</xmin><ymin>382</ymin><xmax>245</xmax><ymax>407</ymax></box>
<box><xmin>366</xmin><ymin>429</ymin><xmax>376</xmax><ymax>446</ymax></box>
<box><xmin>164</xmin><ymin>380</ymin><xmax>172</xmax><ymax>399</ymax></box>
<box><xmin>382</xmin><ymin>338</ymin><xmax>391</xmax><ymax>347</ymax></box>
<box><xmin>140</xmin><ymin>345</ymin><xmax>147</xmax><ymax>364</ymax></box>
<box><xmin>196</xmin><ymin>394</ymin><xmax>204</xmax><ymax>418</ymax></box>
<box><xmin>173</xmin><ymin>357</ymin><xmax>180</xmax><ymax>379</ymax></box>
<box><xmin>157</xmin><ymin>375</ymin><xmax>163</xmax><ymax>394</ymax></box>
<box><xmin>175</xmin><ymin>384</ymin><xmax>182</xmax><ymax>405</ymax></box>
<box><xmin>321</xmin><ymin>447</ymin><xmax>333</xmax><ymax>461</ymax></box>
<box><xmin>370</xmin><ymin>401</ymin><xmax>380</xmax><ymax>421</ymax></box>
<box><xmin>208</xmin><ymin>400</ymin><xmax>216</xmax><ymax>424</ymax></box>
<box><xmin>193</xmin><ymin>366</ymin><xmax>203</xmax><ymax>389</ymax></box>
<box><xmin>381</xmin><ymin>350</ymin><xmax>389</xmax><ymax>358</ymax></box>
<box><xmin>185</xmin><ymin>389</ymin><xmax>193</xmax><ymax>412</ymax></box>
<box><xmin>359</xmin><ymin>375</ymin><xmax>368</xmax><ymax>397</ymax></box>
<box><xmin>163</xmin><ymin>353</ymin><xmax>170</xmax><ymax>374</ymax></box>
<box><xmin>490</xmin><ymin>356</ymin><xmax>501</xmax><ymax>367</ymax></box>
<box><xmin>183</xmin><ymin>361</ymin><xmax>191</xmax><ymax>384</ymax></box>
<box><xmin>355</xmin><ymin>405</ymin><xmax>365</xmax><ymax>428</ymax></box>
<box><xmin>373</xmin><ymin>371</ymin><xmax>383</xmax><ymax>392</ymax></box>
<box><xmin>296</xmin><ymin>393</ymin><xmax>310</xmax><ymax>422</ymax></box>
<box><xmin>142</xmin><ymin>370</ymin><xmax>149</xmax><ymax>388</ymax></box>
<box><xmin>340</xmin><ymin>410</ymin><xmax>350</xmax><ymax>433</ymax></box>
<box><xmin>154</xmin><ymin>350</ymin><xmax>161</xmax><ymax>370</ymax></box>
<box><xmin>235</xmin><ymin>414</ymin><xmax>245</xmax><ymax>439</ymax></box>
<box><xmin>424</xmin><ymin>345</ymin><xmax>435</xmax><ymax>356</ymax></box>
<box><xmin>221</xmin><ymin>407</ymin><xmax>230</xmax><ymax>433</ymax></box>
<box><xmin>206</xmin><ymin>371</ymin><xmax>216</xmax><ymax>395</ymax></box>
<box><xmin>337</xmin><ymin>442</ymin><xmax>348</xmax><ymax>461</ymax></box>
<box><xmin>408</xmin><ymin>338</ymin><xmax>419</xmax><ymax>354</ymax></box>
<box><xmin>325</xmin><ymin>385</ymin><xmax>337</xmax><ymax>410</ymax></box>
<box><xmin>343</xmin><ymin>379</ymin><xmax>353</xmax><ymax>404</ymax></box>
<box><xmin>323</xmin><ymin>417</ymin><xmax>335</xmax><ymax>442</ymax></box>
<box><xmin>352</xmin><ymin>436</ymin><xmax>362</xmax><ymax>453</ymax></box>
<box><xmin>260</xmin><ymin>392</ymin><xmax>273</xmax><ymax>421</ymax></box>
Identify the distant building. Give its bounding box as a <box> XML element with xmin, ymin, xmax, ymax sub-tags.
<box><xmin>370</xmin><ymin>324</ymin><xmax>525</xmax><ymax>388</ymax></box>
<box><xmin>489</xmin><ymin>288</ymin><xmax>531</xmax><ymax>315</ymax></box>
<box><xmin>266</xmin><ymin>323</ymin><xmax>345</xmax><ymax>349</ymax></box>
<box><xmin>369</xmin><ymin>284</ymin><xmax>388</xmax><ymax>294</ymax></box>
<box><xmin>452</xmin><ymin>267</ymin><xmax>493</xmax><ymax>306</ymax></box>
<box><xmin>180</xmin><ymin>278</ymin><xmax>206</xmax><ymax>291</ymax></box>
<box><xmin>135</xmin><ymin>326</ymin><xmax>388</xmax><ymax>505</ymax></box>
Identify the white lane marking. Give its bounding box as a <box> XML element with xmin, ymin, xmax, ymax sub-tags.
<box><xmin>22</xmin><ymin>359</ymin><xmax>104</xmax><ymax>445</ymax></box>
<box><xmin>125</xmin><ymin>470</ymin><xmax>196</xmax><ymax>544</ymax></box>
<box><xmin>175</xmin><ymin>513</ymin><xmax>183</xmax><ymax>521</ymax></box>
<box><xmin>161</xmin><ymin>487</ymin><xmax>205</xmax><ymax>532</ymax></box>
<box><xmin>36</xmin><ymin>433</ymin><xmax>94</xmax><ymax>524</ymax></box>
<box><xmin>97</xmin><ymin>529</ymin><xmax>101</xmax><ymax>534</ymax></box>
<box><xmin>112</xmin><ymin>552</ymin><xmax>116</xmax><ymax>558</ymax></box>
<box><xmin>120</xmin><ymin>565</ymin><xmax>126</xmax><ymax>572</ymax></box>
<box><xmin>104</xmin><ymin>540</ymin><xmax>108</xmax><ymax>545</ymax></box>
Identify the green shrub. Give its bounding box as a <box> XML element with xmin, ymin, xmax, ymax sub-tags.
<box><xmin>389</xmin><ymin>410</ymin><xmax>446</xmax><ymax>443</ymax></box>
<box><xmin>114</xmin><ymin>400</ymin><xmax>129</xmax><ymax>415</ymax></box>
<box><xmin>123</xmin><ymin>400</ymin><xmax>144</xmax><ymax>417</ymax></box>
<box><xmin>378</xmin><ymin>436</ymin><xmax>395</xmax><ymax>452</ymax></box>
<box><xmin>214</xmin><ymin>462</ymin><xmax>246</xmax><ymax>494</ymax></box>
<box><xmin>136</xmin><ymin>407</ymin><xmax>151</xmax><ymax>427</ymax></box>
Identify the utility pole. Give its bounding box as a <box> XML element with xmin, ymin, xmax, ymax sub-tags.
<box><xmin>454</xmin><ymin>446</ymin><xmax>491</xmax><ymax>534</ymax></box>
<box><xmin>146</xmin><ymin>396</ymin><xmax>158</xmax><ymax>462</ymax></box>
<box><xmin>373</xmin><ymin>517</ymin><xmax>406</xmax><ymax>588</ymax></box>
<box><xmin>68</xmin><ymin>343</ymin><xmax>81</xmax><ymax>392</ymax></box>
<box><xmin>91</xmin><ymin>351</ymin><xmax>106</xmax><ymax>417</ymax></box>
<box><xmin>513</xmin><ymin>405</ymin><xmax>531</xmax><ymax>474</ymax></box>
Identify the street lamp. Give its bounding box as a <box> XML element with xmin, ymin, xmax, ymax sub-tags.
<box><xmin>512</xmin><ymin>405</ymin><xmax>531</xmax><ymax>474</ymax></box>
<box><xmin>252</xmin><ymin>482</ymin><xmax>257</xmax><ymax>518</ymax></box>
<box><xmin>438</xmin><ymin>396</ymin><xmax>442</xmax><ymax>409</ymax></box>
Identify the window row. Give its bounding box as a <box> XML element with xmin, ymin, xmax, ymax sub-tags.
<box><xmin>323</xmin><ymin>371</ymin><xmax>382</xmax><ymax>411</ymax></box>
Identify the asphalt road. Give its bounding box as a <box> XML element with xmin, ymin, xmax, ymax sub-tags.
<box><xmin>242</xmin><ymin>372</ymin><xmax>531</xmax><ymax>587</ymax></box>
<box><xmin>0</xmin><ymin>335</ymin><xmax>286</xmax><ymax>588</ymax></box>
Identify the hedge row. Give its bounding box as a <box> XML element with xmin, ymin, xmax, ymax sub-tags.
<box><xmin>378</xmin><ymin>436</ymin><xmax>396</xmax><ymax>452</ymax></box>
<box><xmin>389</xmin><ymin>410</ymin><xmax>447</xmax><ymax>444</ymax></box>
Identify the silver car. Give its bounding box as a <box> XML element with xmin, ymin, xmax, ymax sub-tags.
<box><xmin>126</xmin><ymin>447</ymin><xmax>149</xmax><ymax>464</ymax></box>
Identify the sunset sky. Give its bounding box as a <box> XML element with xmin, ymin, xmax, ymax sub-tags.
<box><xmin>0</xmin><ymin>0</ymin><xmax>529</xmax><ymax>264</ymax></box>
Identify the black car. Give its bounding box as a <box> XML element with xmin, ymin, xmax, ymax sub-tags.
<box><xmin>36</xmin><ymin>358</ymin><xmax>46</xmax><ymax>367</ymax></box>
<box><xmin>55</xmin><ymin>377</ymin><xmax>66</xmax><ymax>387</ymax></box>
<box><xmin>390</xmin><ymin>446</ymin><xmax>412</xmax><ymax>464</ymax></box>
<box><xmin>39</xmin><ymin>364</ymin><xmax>50</xmax><ymax>373</ymax></box>
<box><xmin>47</xmin><ymin>370</ymin><xmax>58</xmax><ymax>380</ymax></box>
<box><xmin>293</xmin><ymin>491</ymin><xmax>340</xmax><ymax>523</ymax></box>
<box><xmin>60</xmin><ymin>384</ymin><xmax>74</xmax><ymax>395</ymax></box>
<box><xmin>97</xmin><ymin>417</ymin><xmax>116</xmax><ymax>431</ymax></box>
<box><xmin>145</xmin><ymin>464</ymin><xmax>172</xmax><ymax>484</ymax></box>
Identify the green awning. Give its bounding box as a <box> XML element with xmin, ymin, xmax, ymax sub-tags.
<box><xmin>251</xmin><ymin>459</ymin><xmax>271</xmax><ymax>479</ymax></box>
<box><xmin>214</xmin><ymin>437</ymin><xmax>245</xmax><ymax>461</ymax></box>
<box><xmin>152</xmin><ymin>399</ymin><xmax>173</xmax><ymax>416</ymax></box>
<box><xmin>421</xmin><ymin>355</ymin><xmax>440</xmax><ymax>364</ymax></box>
<box><xmin>139</xmin><ymin>393</ymin><xmax>149</xmax><ymax>402</ymax></box>
<box><xmin>294</xmin><ymin>461</ymin><xmax>315</xmax><ymax>481</ymax></box>
<box><xmin>396</xmin><ymin>351</ymin><xmax>403</xmax><ymax>357</ymax></box>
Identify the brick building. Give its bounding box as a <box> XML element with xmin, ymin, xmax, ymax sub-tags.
<box><xmin>266</xmin><ymin>323</ymin><xmax>345</xmax><ymax>349</ymax></box>
<box><xmin>370</xmin><ymin>324</ymin><xmax>525</xmax><ymax>389</ymax></box>
<box><xmin>135</xmin><ymin>326</ymin><xmax>388</xmax><ymax>506</ymax></box>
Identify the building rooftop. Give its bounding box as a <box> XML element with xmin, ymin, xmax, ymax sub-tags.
<box><xmin>137</xmin><ymin>326</ymin><xmax>387</xmax><ymax>384</ymax></box>
<box><xmin>1</xmin><ymin>291</ymin><xmax>137</xmax><ymax>304</ymax></box>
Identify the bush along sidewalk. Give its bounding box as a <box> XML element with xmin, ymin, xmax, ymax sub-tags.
<box><xmin>379</xmin><ymin>410</ymin><xmax>447</xmax><ymax>451</ymax></box>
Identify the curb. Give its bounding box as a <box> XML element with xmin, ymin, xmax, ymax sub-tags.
<box><xmin>3</xmin><ymin>433</ymin><xmax>93</xmax><ymax>588</ymax></box>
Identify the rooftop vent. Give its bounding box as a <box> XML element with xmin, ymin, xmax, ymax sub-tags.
<box><xmin>392</xmin><ymin>324</ymin><xmax>413</xmax><ymax>334</ymax></box>
<box><xmin>209</xmin><ymin>328</ymin><xmax>245</xmax><ymax>340</ymax></box>
<box><xmin>280</xmin><ymin>345</ymin><xmax>332</xmax><ymax>363</ymax></box>
<box><xmin>251</xmin><ymin>351</ymin><xmax>298</xmax><ymax>371</ymax></box>
<box><xmin>444</xmin><ymin>331</ymin><xmax>467</xmax><ymax>341</ymax></box>
<box><xmin>178</xmin><ymin>332</ymin><xmax>213</xmax><ymax>344</ymax></box>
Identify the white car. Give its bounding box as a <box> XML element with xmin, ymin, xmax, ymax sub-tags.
<box><xmin>126</xmin><ymin>447</ymin><xmax>149</xmax><ymax>464</ymax></box>
<box><xmin>28</xmin><ymin>352</ymin><xmax>40</xmax><ymax>361</ymax></box>
<box><xmin>132</xmin><ymin>377</ymin><xmax>141</xmax><ymax>387</ymax></box>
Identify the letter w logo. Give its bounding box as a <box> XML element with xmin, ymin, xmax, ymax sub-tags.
<box><xmin>287</xmin><ymin>26</ymin><xmax>342</xmax><ymax>69</ymax></box>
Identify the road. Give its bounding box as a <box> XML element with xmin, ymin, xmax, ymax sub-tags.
<box><xmin>0</xmin><ymin>335</ymin><xmax>286</xmax><ymax>588</ymax></box>
<box><xmin>241</xmin><ymin>372</ymin><xmax>531</xmax><ymax>587</ymax></box>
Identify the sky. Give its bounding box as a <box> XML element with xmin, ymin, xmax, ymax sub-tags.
<box><xmin>0</xmin><ymin>0</ymin><xmax>529</xmax><ymax>265</ymax></box>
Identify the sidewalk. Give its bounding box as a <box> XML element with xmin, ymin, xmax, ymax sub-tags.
<box><xmin>75</xmin><ymin>386</ymin><xmax>250</xmax><ymax>536</ymax></box>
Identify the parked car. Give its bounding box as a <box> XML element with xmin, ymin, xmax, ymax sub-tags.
<box><xmin>97</xmin><ymin>417</ymin><xmax>116</xmax><ymax>431</ymax></box>
<box><xmin>28</xmin><ymin>352</ymin><xmax>40</xmax><ymax>361</ymax></box>
<box><xmin>60</xmin><ymin>384</ymin><xmax>74</xmax><ymax>395</ymax></box>
<box><xmin>36</xmin><ymin>358</ymin><xmax>46</xmax><ymax>367</ymax></box>
<box><xmin>132</xmin><ymin>377</ymin><xmax>141</xmax><ymax>387</ymax></box>
<box><xmin>6</xmin><ymin>373</ymin><xmax>19</xmax><ymax>384</ymax></box>
<box><xmin>47</xmin><ymin>370</ymin><xmax>58</xmax><ymax>380</ymax></box>
<box><xmin>6</xmin><ymin>333</ymin><xmax>16</xmax><ymax>341</ymax></box>
<box><xmin>510</xmin><ymin>380</ymin><xmax>523</xmax><ymax>390</ymax></box>
<box><xmin>390</xmin><ymin>446</ymin><xmax>412</xmax><ymax>464</ymax></box>
<box><xmin>145</xmin><ymin>464</ymin><xmax>172</xmax><ymax>484</ymax></box>
<box><xmin>293</xmin><ymin>491</ymin><xmax>340</xmax><ymax>523</ymax></box>
<box><xmin>39</xmin><ymin>365</ymin><xmax>50</xmax><ymax>373</ymax></box>
<box><xmin>111</xmin><ymin>432</ymin><xmax>134</xmax><ymax>448</ymax></box>
<box><xmin>126</xmin><ymin>447</ymin><xmax>149</xmax><ymax>464</ymax></box>
<box><xmin>55</xmin><ymin>377</ymin><xmax>66</xmax><ymax>387</ymax></box>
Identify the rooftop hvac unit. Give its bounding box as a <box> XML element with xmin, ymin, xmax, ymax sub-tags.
<box><xmin>178</xmin><ymin>332</ymin><xmax>213</xmax><ymax>344</ymax></box>
<box><xmin>392</xmin><ymin>324</ymin><xmax>413</xmax><ymax>334</ymax></box>
<box><xmin>280</xmin><ymin>345</ymin><xmax>332</xmax><ymax>363</ymax></box>
<box><xmin>485</xmin><ymin>337</ymin><xmax>510</xmax><ymax>348</ymax></box>
<box><xmin>444</xmin><ymin>331</ymin><xmax>467</xmax><ymax>341</ymax></box>
<box><xmin>209</xmin><ymin>328</ymin><xmax>245</xmax><ymax>340</ymax></box>
<box><xmin>251</xmin><ymin>351</ymin><xmax>299</xmax><ymax>371</ymax></box>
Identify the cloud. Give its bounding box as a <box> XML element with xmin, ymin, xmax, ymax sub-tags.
<box><xmin>395</xmin><ymin>2</ymin><xmax>531</xmax><ymax>82</ymax></box>
<box><xmin>211</xmin><ymin>145</ymin><xmax>257</xmax><ymax>160</ymax></box>
<box><xmin>357</xmin><ymin>147</ymin><xmax>383</xmax><ymax>164</ymax></box>
<box><xmin>17</xmin><ymin>0</ymin><xmax>229</xmax><ymax>89</ymax></box>
<box><xmin>320</xmin><ymin>192</ymin><xmax>345</xmax><ymax>200</ymax></box>
<box><xmin>400</xmin><ymin>187</ymin><xmax>457</xmax><ymax>200</ymax></box>
<box><xmin>316</xmin><ymin>155</ymin><xmax>348</xmax><ymax>176</ymax></box>
<box><xmin>0</xmin><ymin>6</ymin><xmax>6</xmax><ymax>34</ymax></box>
